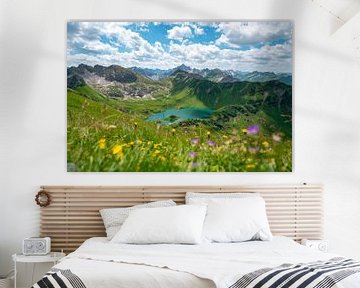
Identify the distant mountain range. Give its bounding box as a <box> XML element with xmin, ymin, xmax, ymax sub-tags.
<box><xmin>129</xmin><ymin>64</ymin><xmax>292</xmax><ymax>85</ymax></box>
<box><xmin>171</xmin><ymin>70</ymin><xmax>292</xmax><ymax>112</ymax></box>
<box><xmin>68</xmin><ymin>64</ymin><xmax>292</xmax><ymax>90</ymax></box>
<box><xmin>67</xmin><ymin>64</ymin><xmax>167</xmax><ymax>98</ymax></box>
<box><xmin>67</xmin><ymin>63</ymin><xmax>292</xmax><ymax>112</ymax></box>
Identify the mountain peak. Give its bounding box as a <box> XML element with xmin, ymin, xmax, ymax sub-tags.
<box><xmin>174</xmin><ymin>64</ymin><xmax>191</xmax><ymax>72</ymax></box>
<box><xmin>68</xmin><ymin>63</ymin><xmax>139</xmax><ymax>84</ymax></box>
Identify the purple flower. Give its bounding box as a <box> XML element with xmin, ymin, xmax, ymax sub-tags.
<box><xmin>191</xmin><ymin>138</ymin><xmax>200</xmax><ymax>145</ymax></box>
<box><xmin>191</xmin><ymin>162</ymin><xmax>198</xmax><ymax>167</ymax></box>
<box><xmin>188</xmin><ymin>151</ymin><xmax>198</xmax><ymax>158</ymax></box>
<box><xmin>247</xmin><ymin>125</ymin><xmax>260</xmax><ymax>135</ymax></box>
<box><xmin>248</xmin><ymin>146</ymin><xmax>260</xmax><ymax>153</ymax></box>
<box><xmin>207</xmin><ymin>140</ymin><xmax>216</xmax><ymax>146</ymax></box>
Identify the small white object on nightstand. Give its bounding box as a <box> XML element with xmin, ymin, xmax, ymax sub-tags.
<box><xmin>12</xmin><ymin>252</ymin><xmax>65</xmax><ymax>288</ymax></box>
<box><xmin>301</xmin><ymin>239</ymin><xmax>328</xmax><ymax>252</ymax></box>
<box><xmin>23</xmin><ymin>237</ymin><xmax>51</xmax><ymax>255</ymax></box>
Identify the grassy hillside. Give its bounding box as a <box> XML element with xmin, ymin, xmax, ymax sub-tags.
<box><xmin>67</xmin><ymin>85</ymin><xmax>292</xmax><ymax>172</ymax></box>
<box><xmin>68</xmin><ymin>85</ymin><xmax>107</xmax><ymax>101</ymax></box>
<box><xmin>172</xmin><ymin>72</ymin><xmax>292</xmax><ymax>111</ymax></box>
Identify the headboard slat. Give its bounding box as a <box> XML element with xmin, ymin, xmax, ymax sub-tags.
<box><xmin>40</xmin><ymin>184</ymin><xmax>323</xmax><ymax>253</ymax></box>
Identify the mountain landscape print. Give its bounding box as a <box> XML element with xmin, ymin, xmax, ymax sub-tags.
<box><xmin>67</xmin><ymin>21</ymin><xmax>293</xmax><ymax>172</ymax></box>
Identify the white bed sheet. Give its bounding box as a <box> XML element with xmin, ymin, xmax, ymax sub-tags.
<box><xmin>54</xmin><ymin>236</ymin><xmax>360</xmax><ymax>288</ymax></box>
<box><xmin>56</xmin><ymin>258</ymin><xmax>214</xmax><ymax>288</ymax></box>
<box><xmin>56</xmin><ymin>237</ymin><xmax>214</xmax><ymax>288</ymax></box>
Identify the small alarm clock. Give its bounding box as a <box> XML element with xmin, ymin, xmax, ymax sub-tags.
<box><xmin>23</xmin><ymin>237</ymin><xmax>51</xmax><ymax>255</ymax></box>
<box><xmin>301</xmin><ymin>239</ymin><xmax>328</xmax><ymax>252</ymax></box>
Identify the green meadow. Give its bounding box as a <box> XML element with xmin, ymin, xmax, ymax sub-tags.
<box><xmin>67</xmin><ymin>78</ymin><xmax>292</xmax><ymax>172</ymax></box>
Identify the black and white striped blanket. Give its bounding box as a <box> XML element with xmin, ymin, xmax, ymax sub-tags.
<box><xmin>32</xmin><ymin>268</ymin><xmax>86</xmax><ymax>288</ymax></box>
<box><xmin>229</xmin><ymin>257</ymin><xmax>360</xmax><ymax>288</ymax></box>
<box><xmin>32</xmin><ymin>258</ymin><xmax>360</xmax><ymax>288</ymax></box>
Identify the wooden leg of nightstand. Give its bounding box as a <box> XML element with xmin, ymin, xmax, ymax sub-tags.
<box><xmin>25</xmin><ymin>263</ymin><xmax>28</xmax><ymax>287</ymax></box>
<box><xmin>31</xmin><ymin>263</ymin><xmax>35</xmax><ymax>286</ymax></box>
<box><xmin>14</xmin><ymin>260</ymin><xmax>16</xmax><ymax>288</ymax></box>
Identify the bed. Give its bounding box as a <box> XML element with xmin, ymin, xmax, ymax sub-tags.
<box><xmin>33</xmin><ymin>185</ymin><xmax>360</xmax><ymax>288</ymax></box>
<box><xmin>33</xmin><ymin>236</ymin><xmax>360</xmax><ymax>288</ymax></box>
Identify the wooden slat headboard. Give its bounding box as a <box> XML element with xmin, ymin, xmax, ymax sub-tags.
<box><xmin>39</xmin><ymin>184</ymin><xmax>323</xmax><ymax>253</ymax></box>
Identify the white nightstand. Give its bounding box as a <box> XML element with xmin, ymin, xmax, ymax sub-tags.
<box><xmin>12</xmin><ymin>252</ymin><xmax>65</xmax><ymax>288</ymax></box>
<box><xmin>301</xmin><ymin>239</ymin><xmax>328</xmax><ymax>252</ymax></box>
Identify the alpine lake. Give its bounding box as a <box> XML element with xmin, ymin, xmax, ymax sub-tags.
<box><xmin>147</xmin><ymin>108</ymin><xmax>214</xmax><ymax>124</ymax></box>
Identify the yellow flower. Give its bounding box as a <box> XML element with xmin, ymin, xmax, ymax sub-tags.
<box><xmin>159</xmin><ymin>156</ymin><xmax>166</xmax><ymax>161</ymax></box>
<box><xmin>136</xmin><ymin>140</ymin><xmax>143</xmax><ymax>145</ymax></box>
<box><xmin>222</xmin><ymin>135</ymin><xmax>228</xmax><ymax>139</ymax></box>
<box><xmin>154</xmin><ymin>143</ymin><xmax>161</xmax><ymax>149</ymax></box>
<box><xmin>147</xmin><ymin>141</ymin><xmax>152</xmax><ymax>145</ymax></box>
<box><xmin>129</xmin><ymin>141</ymin><xmax>135</xmax><ymax>146</ymax></box>
<box><xmin>154</xmin><ymin>150</ymin><xmax>161</xmax><ymax>155</ymax></box>
<box><xmin>98</xmin><ymin>138</ymin><xmax>106</xmax><ymax>149</ymax></box>
<box><xmin>112</xmin><ymin>144</ymin><xmax>123</xmax><ymax>158</ymax></box>
<box><xmin>262</xmin><ymin>141</ymin><xmax>270</xmax><ymax>148</ymax></box>
<box><xmin>134</xmin><ymin>122</ymin><xmax>138</xmax><ymax>127</ymax></box>
<box><xmin>246</xmin><ymin>164</ymin><xmax>256</xmax><ymax>169</ymax></box>
<box><xmin>241</xmin><ymin>128</ymin><xmax>248</xmax><ymax>134</ymax></box>
<box><xmin>237</xmin><ymin>143</ymin><xmax>246</xmax><ymax>153</ymax></box>
<box><xmin>171</xmin><ymin>128</ymin><xmax>176</xmax><ymax>133</ymax></box>
<box><xmin>206</xmin><ymin>131</ymin><xmax>211</xmax><ymax>135</ymax></box>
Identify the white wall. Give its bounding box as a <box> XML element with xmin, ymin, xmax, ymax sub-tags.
<box><xmin>1</xmin><ymin>0</ymin><xmax>360</xmax><ymax>285</ymax></box>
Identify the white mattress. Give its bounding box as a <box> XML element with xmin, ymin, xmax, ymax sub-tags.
<box><xmin>53</xmin><ymin>236</ymin><xmax>360</xmax><ymax>288</ymax></box>
<box><xmin>56</xmin><ymin>258</ymin><xmax>214</xmax><ymax>288</ymax></box>
<box><xmin>56</xmin><ymin>237</ymin><xmax>214</xmax><ymax>288</ymax></box>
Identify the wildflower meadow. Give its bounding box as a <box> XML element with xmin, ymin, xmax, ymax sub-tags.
<box><xmin>67</xmin><ymin>87</ymin><xmax>292</xmax><ymax>172</ymax></box>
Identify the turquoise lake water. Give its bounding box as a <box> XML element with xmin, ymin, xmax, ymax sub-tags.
<box><xmin>147</xmin><ymin>108</ymin><xmax>213</xmax><ymax>124</ymax></box>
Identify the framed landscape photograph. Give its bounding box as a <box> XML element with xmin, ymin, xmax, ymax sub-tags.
<box><xmin>67</xmin><ymin>21</ymin><xmax>293</xmax><ymax>172</ymax></box>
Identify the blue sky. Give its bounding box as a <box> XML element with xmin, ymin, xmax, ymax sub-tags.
<box><xmin>67</xmin><ymin>21</ymin><xmax>292</xmax><ymax>72</ymax></box>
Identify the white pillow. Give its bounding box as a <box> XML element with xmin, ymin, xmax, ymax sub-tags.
<box><xmin>202</xmin><ymin>197</ymin><xmax>272</xmax><ymax>243</ymax></box>
<box><xmin>111</xmin><ymin>205</ymin><xmax>207</xmax><ymax>244</ymax></box>
<box><xmin>100</xmin><ymin>200</ymin><xmax>176</xmax><ymax>240</ymax></box>
<box><xmin>186</xmin><ymin>192</ymin><xmax>259</xmax><ymax>204</ymax></box>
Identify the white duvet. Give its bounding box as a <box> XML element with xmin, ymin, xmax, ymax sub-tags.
<box><xmin>54</xmin><ymin>237</ymin><xmax>360</xmax><ymax>288</ymax></box>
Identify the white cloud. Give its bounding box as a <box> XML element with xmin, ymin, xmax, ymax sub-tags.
<box><xmin>67</xmin><ymin>22</ymin><xmax>292</xmax><ymax>72</ymax></box>
<box><xmin>167</xmin><ymin>26</ymin><xmax>192</xmax><ymax>41</ymax></box>
<box><xmin>193</xmin><ymin>26</ymin><xmax>204</xmax><ymax>35</ymax></box>
<box><xmin>186</xmin><ymin>23</ymin><xmax>205</xmax><ymax>36</ymax></box>
<box><xmin>216</xmin><ymin>21</ymin><xmax>292</xmax><ymax>47</ymax></box>
<box><xmin>169</xmin><ymin>43</ymin><xmax>219</xmax><ymax>62</ymax></box>
<box><xmin>167</xmin><ymin>41</ymin><xmax>291</xmax><ymax>72</ymax></box>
